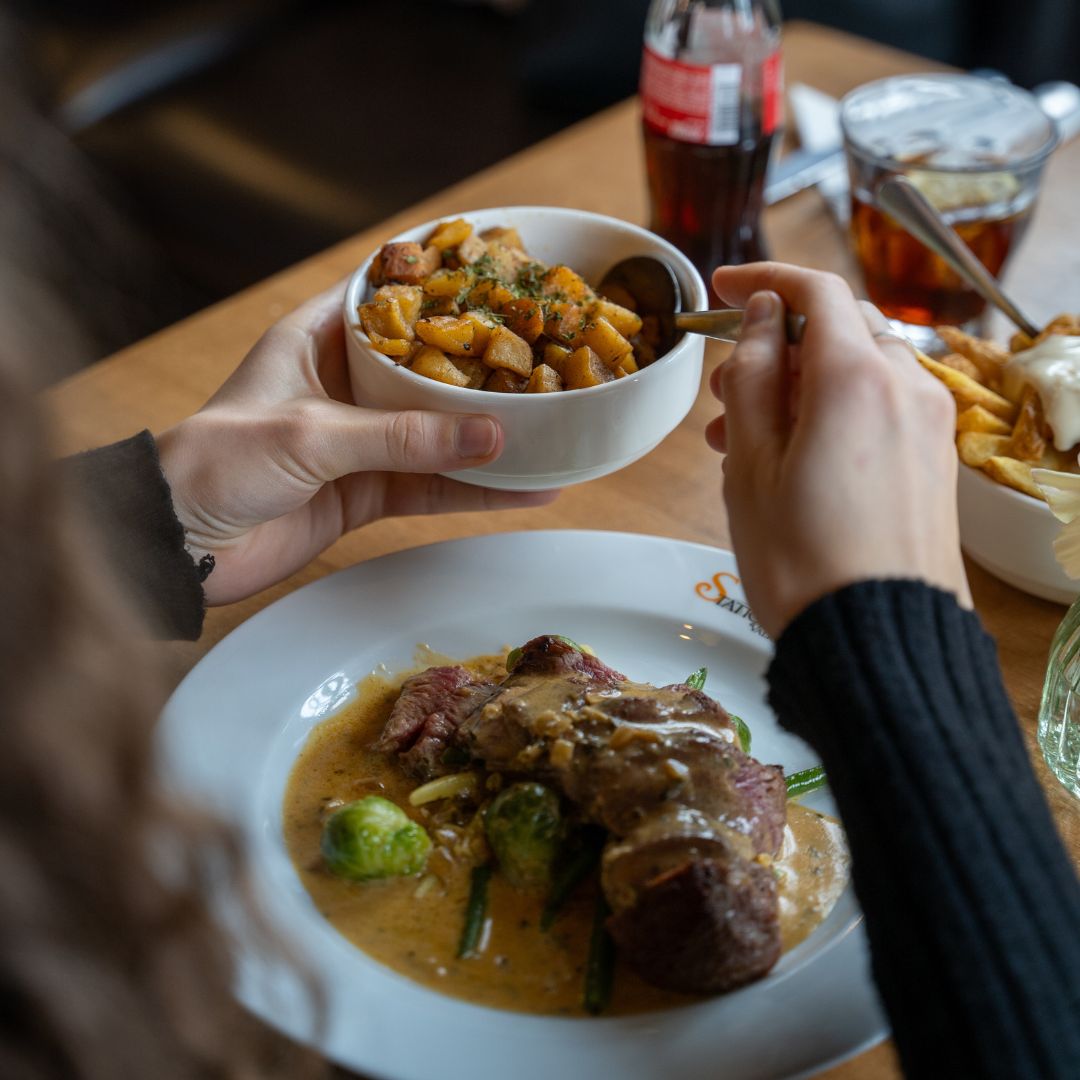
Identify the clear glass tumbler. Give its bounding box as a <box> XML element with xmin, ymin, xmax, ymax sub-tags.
<box><xmin>841</xmin><ymin>74</ymin><xmax>1057</xmax><ymax>351</ymax></box>
<box><xmin>1039</xmin><ymin>594</ymin><xmax>1080</xmax><ymax>799</ymax></box>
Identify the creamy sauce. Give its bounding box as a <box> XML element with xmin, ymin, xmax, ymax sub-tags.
<box><xmin>282</xmin><ymin>659</ymin><xmax>850</xmax><ymax>1016</ymax></box>
<box><xmin>1005</xmin><ymin>335</ymin><xmax>1080</xmax><ymax>452</ymax></box>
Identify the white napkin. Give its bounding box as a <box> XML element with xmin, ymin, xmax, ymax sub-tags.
<box><xmin>1033</xmin><ymin>468</ymin><xmax>1080</xmax><ymax>578</ymax></box>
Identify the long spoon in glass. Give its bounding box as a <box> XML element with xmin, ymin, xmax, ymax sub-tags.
<box><xmin>875</xmin><ymin>174</ymin><xmax>1041</xmax><ymax>339</ymax></box>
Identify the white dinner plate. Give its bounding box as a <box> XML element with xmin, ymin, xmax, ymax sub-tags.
<box><xmin>159</xmin><ymin>530</ymin><xmax>887</xmax><ymax>1080</ymax></box>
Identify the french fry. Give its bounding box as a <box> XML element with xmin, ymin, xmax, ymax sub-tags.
<box><xmin>1009</xmin><ymin>385</ymin><xmax>1048</xmax><ymax>463</ymax></box>
<box><xmin>918</xmin><ymin>321</ymin><xmax>1080</xmax><ymax>496</ymax></box>
<box><xmin>956</xmin><ymin>404</ymin><xmax>1012</xmax><ymax>436</ymax></box>
<box><xmin>1011</xmin><ymin>314</ymin><xmax>1080</xmax><ymax>352</ymax></box>
<box><xmin>983</xmin><ymin>455</ymin><xmax>1044</xmax><ymax>500</ymax></box>
<box><xmin>917</xmin><ymin>353</ymin><xmax>1018</xmax><ymax>421</ymax></box>
<box><xmin>938</xmin><ymin>352</ymin><xmax>981</xmax><ymax>382</ymax></box>
<box><xmin>937</xmin><ymin>326</ymin><xmax>1009</xmax><ymax>386</ymax></box>
<box><xmin>957</xmin><ymin>432</ymin><xmax>1012</xmax><ymax>468</ymax></box>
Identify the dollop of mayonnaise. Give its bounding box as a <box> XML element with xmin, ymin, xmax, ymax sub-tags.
<box><xmin>1004</xmin><ymin>335</ymin><xmax>1080</xmax><ymax>452</ymax></box>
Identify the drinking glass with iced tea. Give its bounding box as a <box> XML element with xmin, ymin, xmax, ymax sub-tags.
<box><xmin>841</xmin><ymin>75</ymin><xmax>1057</xmax><ymax>349</ymax></box>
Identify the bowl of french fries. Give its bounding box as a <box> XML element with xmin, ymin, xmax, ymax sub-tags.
<box><xmin>343</xmin><ymin>206</ymin><xmax>707</xmax><ymax>491</ymax></box>
<box><xmin>916</xmin><ymin>318</ymin><xmax>1080</xmax><ymax>603</ymax></box>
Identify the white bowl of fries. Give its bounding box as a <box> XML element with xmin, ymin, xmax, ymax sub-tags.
<box><xmin>343</xmin><ymin>207</ymin><xmax>707</xmax><ymax>491</ymax></box>
<box><xmin>919</xmin><ymin>321</ymin><xmax>1080</xmax><ymax>604</ymax></box>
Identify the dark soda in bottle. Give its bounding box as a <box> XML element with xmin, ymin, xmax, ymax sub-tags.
<box><xmin>640</xmin><ymin>0</ymin><xmax>783</xmax><ymax>302</ymax></box>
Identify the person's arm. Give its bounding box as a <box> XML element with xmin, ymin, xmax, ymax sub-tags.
<box><xmin>706</xmin><ymin>264</ymin><xmax>1080</xmax><ymax>1078</ymax></box>
<box><xmin>67</xmin><ymin>430</ymin><xmax>205</xmax><ymax>639</ymax></box>
<box><xmin>68</xmin><ymin>280</ymin><xmax>555</xmax><ymax>639</ymax></box>
<box><xmin>770</xmin><ymin>580</ymin><xmax>1080</xmax><ymax>1079</ymax></box>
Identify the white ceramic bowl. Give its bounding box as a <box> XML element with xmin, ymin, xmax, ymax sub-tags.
<box><xmin>343</xmin><ymin>206</ymin><xmax>707</xmax><ymax>491</ymax></box>
<box><xmin>957</xmin><ymin>462</ymin><xmax>1073</xmax><ymax>604</ymax></box>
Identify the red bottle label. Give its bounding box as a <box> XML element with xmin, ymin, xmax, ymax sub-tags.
<box><xmin>762</xmin><ymin>51</ymin><xmax>783</xmax><ymax>136</ymax></box>
<box><xmin>640</xmin><ymin>45</ymin><xmax>783</xmax><ymax>145</ymax></box>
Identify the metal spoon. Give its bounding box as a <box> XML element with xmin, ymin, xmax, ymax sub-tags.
<box><xmin>598</xmin><ymin>256</ymin><xmax>806</xmax><ymax>357</ymax></box>
<box><xmin>875</xmin><ymin>175</ymin><xmax>1041</xmax><ymax>339</ymax></box>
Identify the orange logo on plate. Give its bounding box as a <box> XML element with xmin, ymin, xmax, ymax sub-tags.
<box><xmin>695</xmin><ymin>571</ymin><xmax>769</xmax><ymax>639</ymax></box>
<box><xmin>695</xmin><ymin>571</ymin><xmax>740</xmax><ymax>602</ymax></box>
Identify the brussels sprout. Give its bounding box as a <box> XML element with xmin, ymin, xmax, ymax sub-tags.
<box><xmin>321</xmin><ymin>796</ymin><xmax>431</xmax><ymax>881</ymax></box>
<box><xmin>484</xmin><ymin>782</ymin><xmax>562</xmax><ymax>889</ymax></box>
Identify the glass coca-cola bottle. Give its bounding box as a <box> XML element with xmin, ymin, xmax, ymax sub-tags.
<box><xmin>640</xmin><ymin>0</ymin><xmax>783</xmax><ymax>301</ymax></box>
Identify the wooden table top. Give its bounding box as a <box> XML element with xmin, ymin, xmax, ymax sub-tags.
<box><xmin>47</xmin><ymin>21</ymin><xmax>1080</xmax><ymax>1080</ymax></box>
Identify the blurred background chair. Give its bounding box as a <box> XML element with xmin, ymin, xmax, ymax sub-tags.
<box><xmin>6</xmin><ymin>0</ymin><xmax>1078</xmax><ymax>354</ymax></box>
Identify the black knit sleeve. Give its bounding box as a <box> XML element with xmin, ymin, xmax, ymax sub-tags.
<box><xmin>66</xmin><ymin>431</ymin><xmax>205</xmax><ymax>640</ymax></box>
<box><xmin>767</xmin><ymin>580</ymin><xmax>1080</xmax><ymax>1079</ymax></box>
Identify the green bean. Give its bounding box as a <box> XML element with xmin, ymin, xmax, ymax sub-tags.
<box><xmin>457</xmin><ymin>863</ymin><xmax>493</xmax><ymax>958</ymax></box>
<box><xmin>685</xmin><ymin>666</ymin><xmax>707</xmax><ymax>690</ymax></box>
<box><xmin>583</xmin><ymin>893</ymin><xmax>616</xmax><ymax>1016</ymax></box>
<box><xmin>731</xmin><ymin>714</ymin><xmax>752</xmax><ymax>754</ymax></box>
<box><xmin>786</xmin><ymin>766</ymin><xmax>827</xmax><ymax>799</ymax></box>
<box><xmin>541</xmin><ymin>827</ymin><xmax>605</xmax><ymax>930</ymax></box>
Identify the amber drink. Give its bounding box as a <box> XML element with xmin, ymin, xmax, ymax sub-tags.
<box><xmin>841</xmin><ymin>75</ymin><xmax>1057</xmax><ymax>347</ymax></box>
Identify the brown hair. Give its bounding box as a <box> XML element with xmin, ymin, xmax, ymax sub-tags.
<box><xmin>0</xmin><ymin>18</ymin><xmax>325</xmax><ymax>1079</ymax></box>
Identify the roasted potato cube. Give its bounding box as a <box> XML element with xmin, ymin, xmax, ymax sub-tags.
<box><xmin>542</xmin><ymin>341</ymin><xmax>572</xmax><ymax>377</ymax></box>
<box><xmin>502</xmin><ymin>298</ymin><xmax>545</xmax><ymax>343</ymax></box>
<box><xmin>484</xmin><ymin>325</ymin><xmax>534</xmax><ymax>377</ymax></box>
<box><xmin>480</xmin><ymin>226</ymin><xmax>525</xmax><ymax>251</ymax></box>
<box><xmin>365</xmin><ymin>330</ymin><xmax>414</xmax><ymax>358</ymax></box>
<box><xmin>373</xmin><ymin>284</ymin><xmax>423</xmax><ymax>327</ymax></box>
<box><xmin>591</xmin><ymin>298</ymin><xmax>643</xmax><ymax>339</ymax></box>
<box><xmin>466</xmin><ymin>280</ymin><xmax>516</xmax><ymax>311</ymax></box>
<box><xmin>457</xmin><ymin>233</ymin><xmax>488</xmax><ymax>265</ymax></box>
<box><xmin>584</xmin><ymin>317</ymin><xmax>634</xmax><ymax>369</ymax></box>
<box><xmin>599</xmin><ymin>282</ymin><xmax>638</xmax><ymax>312</ymax></box>
<box><xmin>563</xmin><ymin>346</ymin><xmax>614</xmax><ymax>390</ymax></box>
<box><xmin>640</xmin><ymin>314</ymin><xmax>662</xmax><ymax>348</ymax></box>
<box><xmin>380</xmin><ymin>242</ymin><xmax>441</xmax><ymax>284</ymax></box>
<box><xmin>410</xmin><ymin>346</ymin><xmax>470</xmax><ymax>387</ymax></box>
<box><xmin>544</xmin><ymin>302</ymin><xmax>587</xmax><ymax>349</ymax></box>
<box><xmin>525</xmin><ymin>363</ymin><xmax>563</xmax><ymax>393</ymax></box>
<box><xmin>1009</xmin><ymin>385</ymin><xmax>1049</xmax><ymax>463</ymax></box>
<box><xmin>917</xmin><ymin>353</ymin><xmax>1017</xmax><ymax>420</ymax></box>
<box><xmin>540</xmin><ymin>264</ymin><xmax>591</xmax><ymax>303</ymax></box>
<box><xmin>956</xmin><ymin>404</ymin><xmax>1012</xmax><ymax>436</ymax></box>
<box><xmin>415</xmin><ymin>316</ymin><xmax>476</xmax><ymax>356</ymax></box>
<box><xmin>461</xmin><ymin>310</ymin><xmax>498</xmax><ymax>353</ymax></box>
<box><xmin>485</xmin><ymin>368</ymin><xmax>528</xmax><ymax>393</ymax></box>
<box><xmin>360</xmin><ymin>298</ymin><xmax>415</xmax><ymax>342</ymax></box>
<box><xmin>420</xmin><ymin>295</ymin><xmax>460</xmax><ymax>317</ymax></box>
<box><xmin>983</xmin><ymin>455</ymin><xmax>1043</xmax><ymax>500</ymax></box>
<box><xmin>427</xmin><ymin>218</ymin><xmax>473</xmax><ymax>252</ymax></box>
<box><xmin>368</xmin><ymin>249</ymin><xmax>385</xmax><ymax>286</ymax></box>
<box><xmin>616</xmin><ymin>352</ymin><xmax>639</xmax><ymax>375</ymax></box>
<box><xmin>957</xmin><ymin>432</ymin><xmax>1012</xmax><ymax>468</ymax></box>
<box><xmin>634</xmin><ymin>338</ymin><xmax>657</xmax><ymax>366</ymax></box>
<box><xmin>451</xmin><ymin>358</ymin><xmax>487</xmax><ymax>389</ymax></box>
<box><xmin>423</xmin><ymin>269</ymin><xmax>472</xmax><ymax>299</ymax></box>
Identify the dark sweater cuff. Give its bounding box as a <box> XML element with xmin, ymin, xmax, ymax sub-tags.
<box><xmin>67</xmin><ymin>431</ymin><xmax>205</xmax><ymax>640</ymax></box>
<box><xmin>767</xmin><ymin>580</ymin><xmax>1080</xmax><ymax>1079</ymax></box>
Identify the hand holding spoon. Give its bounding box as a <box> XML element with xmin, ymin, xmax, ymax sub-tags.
<box><xmin>598</xmin><ymin>256</ymin><xmax>806</xmax><ymax>356</ymax></box>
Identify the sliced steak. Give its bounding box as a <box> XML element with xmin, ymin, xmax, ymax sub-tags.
<box><xmin>509</xmin><ymin>635</ymin><xmax>625</xmax><ymax>685</ymax></box>
<box><xmin>456</xmin><ymin>634</ymin><xmax>787</xmax><ymax>995</ymax></box>
<box><xmin>376</xmin><ymin>666</ymin><xmax>496</xmax><ymax>779</ymax></box>
<box><xmin>606</xmin><ymin>848</ymin><xmax>781</xmax><ymax>994</ymax></box>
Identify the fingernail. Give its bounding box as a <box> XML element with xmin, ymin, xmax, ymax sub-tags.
<box><xmin>744</xmin><ymin>291</ymin><xmax>778</xmax><ymax>327</ymax></box>
<box><xmin>455</xmin><ymin>416</ymin><xmax>498</xmax><ymax>459</ymax></box>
